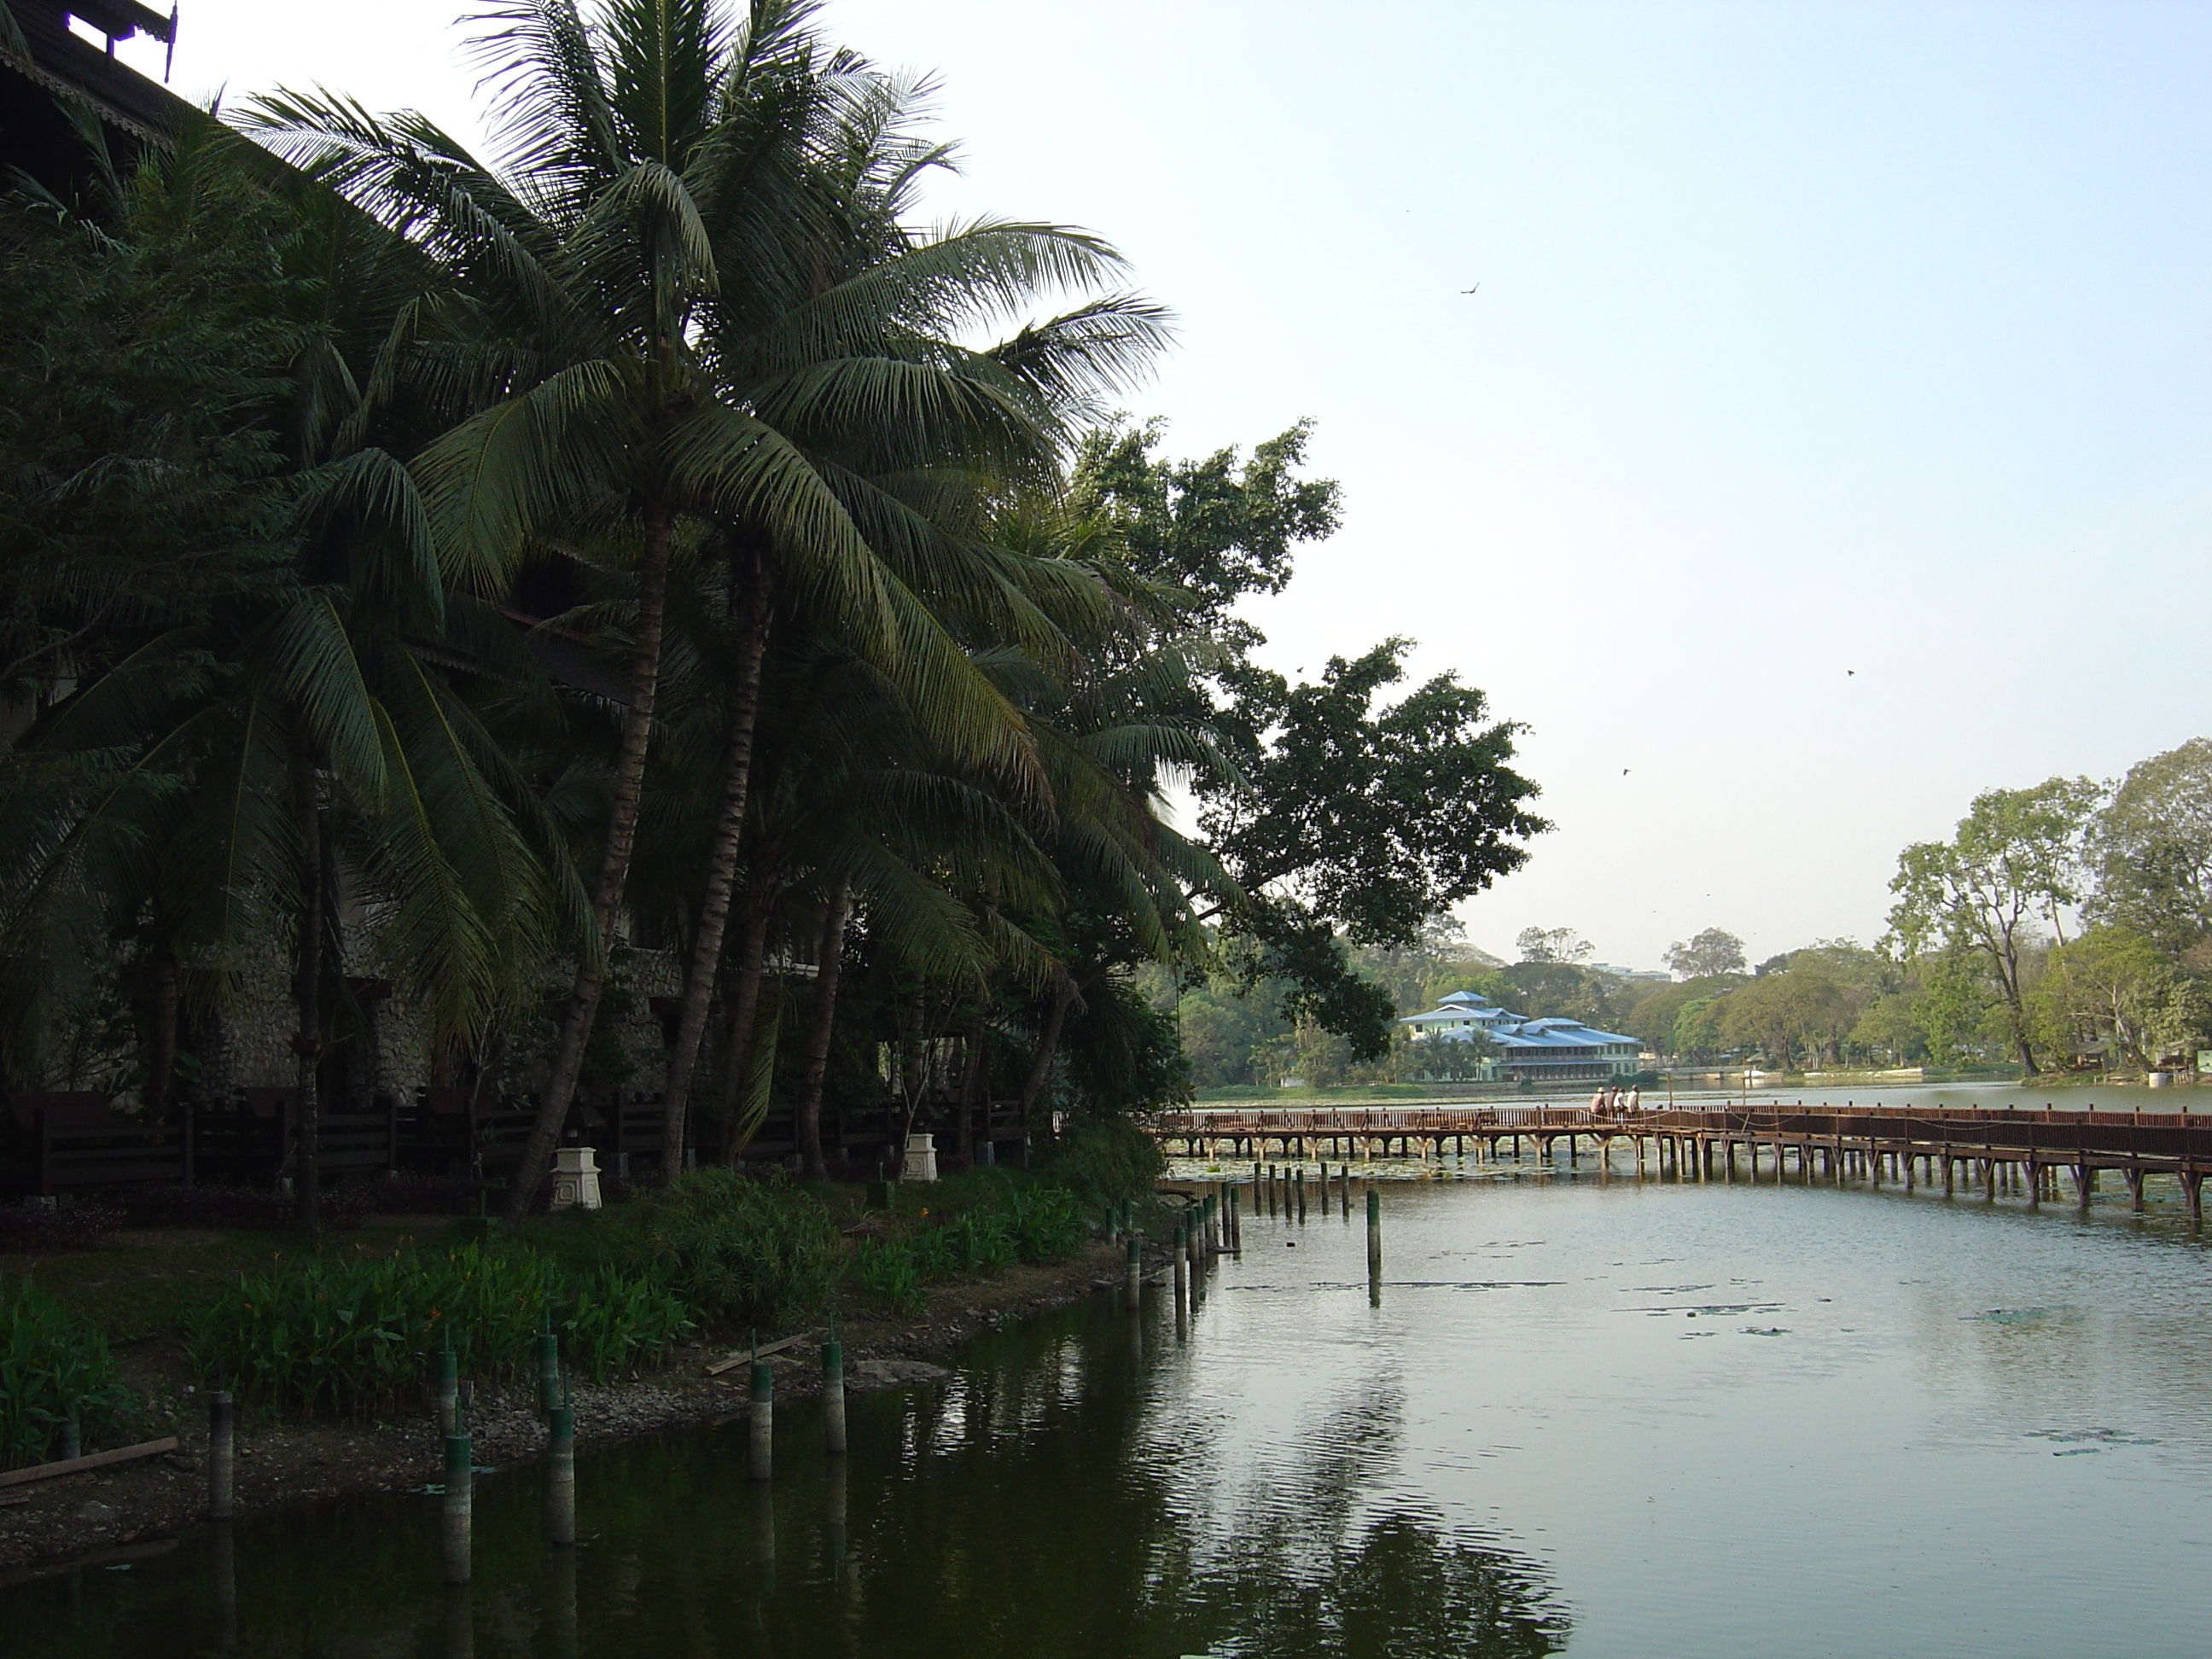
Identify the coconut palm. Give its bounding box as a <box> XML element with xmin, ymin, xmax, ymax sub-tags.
<box><xmin>646</xmin><ymin>57</ymin><xmax>1170</xmax><ymax>1173</ymax></box>
<box><xmin>251</xmin><ymin>0</ymin><xmax>1162</xmax><ymax>1214</ymax></box>
<box><xmin>0</xmin><ymin>122</ymin><xmax>579</xmax><ymax>1228</ymax></box>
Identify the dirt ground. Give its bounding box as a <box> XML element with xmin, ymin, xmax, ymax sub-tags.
<box><xmin>0</xmin><ymin>1237</ymin><xmax>1135</xmax><ymax>1575</ymax></box>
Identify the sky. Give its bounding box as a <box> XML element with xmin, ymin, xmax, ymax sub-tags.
<box><xmin>113</xmin><ymin>0</ymin><xmax>2212</xmax><ymax>972</ymax></box>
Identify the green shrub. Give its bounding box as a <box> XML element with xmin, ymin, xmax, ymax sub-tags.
<box><xmin>607</xmin><ymin>1167</ymin><xmax>841</xmax><ymax>1331</ymax></box>
<box><xmin>1036</xmin><ymin>1110</ymin><xmax>1163</xmax><ymax>1202</ymax></box>
<box><xmin>845</xmin><ymin>1179</ymin><xmax>1089</xmax><ymax>1312</ymax></box>
<box><xmin>0</xmin><ymin>1278</ymin><xmax>135</xmax><ymax>1468</ymax></box>
<box><xmin>183</xmin><ymin>1243</ymin><xmax>690</xmax><ymax>1416</ymax></box>
<box><xmin>1000</xmin><ymin>1183</ymin><xmax>1086</xmax><ymax>1261</ymax></box>
<box><xmin>851</xmin><ymin>1238</ymin><xmax>925</xmax><ymax>1314</ymax></box>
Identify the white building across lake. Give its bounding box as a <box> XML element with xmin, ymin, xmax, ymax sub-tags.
<box><xmin>1400</xmin><ymin>991</ymin><xmax>1642</xmax><ymax>1083</ymax></box>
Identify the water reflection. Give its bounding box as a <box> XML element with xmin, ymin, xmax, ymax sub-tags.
<box><xmin>0</xmin><ymin>1289</ymin><xmax>1565</xmax><ymax>1659</ymax></box>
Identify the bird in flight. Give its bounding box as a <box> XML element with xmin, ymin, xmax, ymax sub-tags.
<box><xmin>1847</xmin><ymin>669</ymin><xmax>1855</xmax><ymax>677</ymax></box>
<box><xmin>1621</xmin><ymin>768</ymin><xmax>1631</xmax><ymax>776</ymax></box>
<box><xmin>1461</xmin><ymin>283</ymin><xmax>1480</xmax><ymax>294</ymax></box>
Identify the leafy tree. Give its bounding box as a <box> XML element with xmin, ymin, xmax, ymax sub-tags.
<box><xmin>1495</xmin><ymin>961</ymin><xmax>1618</xmax><ymax>1027</ymax></box>
<box><xmin>1716</xmin><ymin>969</ymin><xmax>1852</xmax><ymax>1068</ymax></box>
<box><xmin>2028</xmin><ymin>924</ymin><xmax>2206</xmax><ymax>1072</ymax></box>
<box><xmin>1201</xmin><ymin>640</ymin><xmax>1545</xmax><ymax>1057</ymax></box>
<box><xmin>1072</xmin><ymin>416</ymin><xmax>1341</xmax><ymax>649</ymax></box>
<box><xmin>1885</xmin><ymin>776</ymin><xmax>2101</xmax><ymax>1073</ymax></box>
<box><xmin>1618</xmin><ymin>975</ymin><xmax>1741</xmax><ymax>1053</ymax></box>
<box><xmin>2089</xmin><ymin>738</ymin><xmax>2212</xmax><ymax>954</ymax></box>
<box><xmin>1663</xmin><ymin>927</ymin><xmax>1744</xmax><ymax>980</ymax></box>
<box><xmin>1668</xmin><ymin>996</ymin><xmax>1726</xmax><ymax>1061</ymax></box>
<box><xmin>1515</xmin><ymin>926</ymin><xmax>1592</xmax><ymax>965</ymax></box>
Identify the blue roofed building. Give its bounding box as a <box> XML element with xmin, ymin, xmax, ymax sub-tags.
<box><xmin>1400</xmin><ymin>990</ymin><xmax>1641</xmax><ymax>1082</ymax></box>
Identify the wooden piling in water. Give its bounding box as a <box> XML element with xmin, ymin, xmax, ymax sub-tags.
<box><xmin>212</xmin><ymin>1505</ymin><xmax>237</xmax><ymax>1646</ymax></box>
<box><xmin>545</xmin><ymin>1406</ymin><xmax>576</xmax><ymax>1545</ymax></box>
<box><xmin>434</xmin><ymin>1346</ymin><xmax>458</xmax><ymax>1437</ymax></box>
<box><xmin>748</xmin><ymin>1359</ymin><xmax>774</xmax><ymax>1482</ymax></box>
<box><xmin>442</xmin><ymin>1431</ymin><xmax>473</xmax><ymax>1584</ymax></box>
<box><xmin>1172</xmin><ymin>1216</ymin><xmax>1188</xmax><ymax>1326</ymax></box>
<box><xmin>823</xmin><ymin>1336</ymin><xmax>847</xmax><ymax>1455</ymax></box>
<box><xmin>537</xmin><ymin>1329</ymin><xmax>561</xmax><ymax>1415</ymax></box>
<box><xmin>1295</xmin><ymin>1168</ymin><xmax>1307</xmax><ymax>1223</ymax></box>
<box><xmin>1126</xmin><ymin>1235</ymin><xmax>1143</xmax><ymax>1308</ymax></box>
<box><xmin>207</xmin><ymin>1390</ymin><xmax>235</xmax><ymax>1522</ymax></box>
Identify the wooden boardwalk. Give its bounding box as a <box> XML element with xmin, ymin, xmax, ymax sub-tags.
<box><xmin>1149</xmin><ymin>1103</ymin><xmax>2212</xmax><ymax>1222</ymax></box>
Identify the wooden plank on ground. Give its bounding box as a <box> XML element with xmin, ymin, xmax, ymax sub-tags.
<box><xmin>704</xmin><ymin>1330</ymin><xmax>824</xmax><ymax>1376</ymax></box>
<box><xmin>0</xmin><ymin>1437</ymin><xmax>180</xmax><ymax>1489</ymax></box>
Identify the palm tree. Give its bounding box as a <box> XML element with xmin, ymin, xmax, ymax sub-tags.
<box><xmin>642</xmin><ymin>50</ymin><xmax>1170</xmax><ymax>1174</ymax></box>
<box><xmin>0</xmin><ymin>120</ymin><xmax>579</xmax><ymax>1227</ymax></box>
<box><xmin>248</xmin><ymin>0</ymin><xmax>871</xmax><ymax>1215</ymax></box>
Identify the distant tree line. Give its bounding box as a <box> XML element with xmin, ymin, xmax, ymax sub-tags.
<box><xmin>1170</xmin><ymin>739</ymin><xmax>2212</xmax><ymax>1087</ymax></box>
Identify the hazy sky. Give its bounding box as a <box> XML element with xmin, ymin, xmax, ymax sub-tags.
<box><xmin>119</xmin><ymin>0</ymin><xmax>2212</xmax><ymax>970</ymax></box>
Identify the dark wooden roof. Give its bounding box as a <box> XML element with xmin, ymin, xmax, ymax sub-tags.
<box><xmin>3</xmin><ymin>0</ymin><xmax>192</xmax><ymax>194</ymax></box>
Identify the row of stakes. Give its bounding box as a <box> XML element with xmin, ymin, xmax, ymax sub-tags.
<box><xmin>1106</xmin><ymin>1167</ymin><xmax>1386</xmax><ymax>1318</ymax></box>
<box><xmin>197</xmin><ymin>1317</ymin><xmax>855</xmax><ymax>1587</ymax></box>
<box><xmin>192</xmin><ymin>1179</ymin><xmax>1383</xmax><ymax>1585</ymax></box>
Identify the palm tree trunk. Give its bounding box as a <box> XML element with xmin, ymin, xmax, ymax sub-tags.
<box><xmin>794</xmin><ymin>882</ymin><xmax>850</xmax><ymax>1182</ymax></box>
<box><xmin>955</xmin><ymin>1017</ymin><xmax>984</xmax><ymax>1164</ymax></box>
<box><xmin>659</xmin><ymin>556</ymin><xmax>771</xmax><ymax>1175</ymax></box>
<box><xmin>507</xmin><ymin>504</ymin><xmax>673</xmax><ymax>1223</ymax></box>
<box><xmin>716</xmin><ymin>899</ymin><xmax>775</xmax><ymax>1164</ymax></box>
<box><xmin>1016</xmin><ymin>971</ymin><xmax>1078</xmax><ymax>1121</ymax></box>
<box><xmin>145</xmin><ymin>949</ymin><xmax>180</xmax><ymax>1119</ymax></box>
<box><xmin>290</xmin><ymin>750</ymin><xmax>323</xmax><ymax>1237</ymax></box>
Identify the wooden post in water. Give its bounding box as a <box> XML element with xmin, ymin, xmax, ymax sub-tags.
<box><xmin>1228</xmin><ymin>1185</ymin><xmax>1243</xmax><ymax>1254</ymax></box>
<box><xmin>1126</xmin><ymin>1234</ymin><xmax>1143</xmax><ymax>1308</ymax></box>
<box><xmin>823</xmin><ymin>1331</ymin><xmax>848</xmax><ymax>1455</ymax></box>
<box><xmin>1319</xmin><ymin>1163</ymin><xmax>1330</xmax><ymax>1216</ymax></box>
<box><xmin>434</xmin><ymin>1346</ymin><xmax>459</xmax><ymax>1436</ymax></box>
<box><xmin>445</xmin><ymin>1583</ymin><xmax>474</xmax><ymax>1659</ymax></box>
<box><xmin>1295</xmin><ymin>1167</ymin><xmax>1307</xmax><ymax>1223</ymax></box>
<box><xmin>207</xmin><ymin>1390</ymin><xmax>235</xmax><ymax>1522</ymax></box>
<box><xmin>544</xmin><ymin>1406</ymin><xmax>576</xmax><ymax>1546</ymax></box>
<box><xmin>1171</xmin><ymin>1215</ymin><xmax>1189</xmax><ymax>1333</ymax></box>
<box><xmin>212</xmin><ymin>1499</ymin><xmax>238</xmax><ymax>1647</ymax></box>
<box><xmin>748</xmin><ymin>1356</ymin><xmax>774</xmax><ymax>1482</ymax></box>
<box><xmin>2182</xmin><ymin>1168</ymin><xmax>2203</xmax><ymax>1227</ymax></box>
<box><xmin>1340</xmin><ymin>1164</ymin><xmax>1352</xmax><ymax>1216</ymax></box>
<box><xmin>442</xmin><ymin>1430</ymin><xmax>473</xmax><ymax>1585</ymax></box>
<box><xmin>1365</xmin><ymin>1187</ymin><xmax>1382</xmax><ymax>1295</ymax></box>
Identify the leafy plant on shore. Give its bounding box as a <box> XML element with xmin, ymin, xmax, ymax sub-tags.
<box><xmin>182</xmin><ymin>1243</ymin><xmax>689</xmax><ymax>1416</ymax></box>
<box><xmin>847</xmin><ymin>1179</ymin><xmax>1088</xmax><ymax>1314</ymax></box>
<box><xmin>1038</xmin><ymin>1111</ymin><xmax>1166</xmax><ymax>1202</ymax></box>
<box><xmin>0</xmin><ymin>1278</ymin><xmax>135</xmax><ymax>1468</ymax></box>
<box><xmin>600</xmin><ymin>1168</ymin><xmax>841</xmax><ymax>1332</ymax></box>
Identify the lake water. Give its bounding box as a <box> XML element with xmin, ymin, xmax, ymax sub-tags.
<box><xmin>15</xmin><ymin>1167</ymin><xmax>2212</xmax><ymax>1656</ymax></box>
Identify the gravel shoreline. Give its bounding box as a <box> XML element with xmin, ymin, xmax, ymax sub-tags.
<box><xmin>0</xmin><ymin>1241</ymin><xmax>1132</xmax><ymax>1577</ymax></box>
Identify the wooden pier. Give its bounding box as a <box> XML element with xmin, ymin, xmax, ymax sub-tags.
<box><xmin>1149</xmin><ymin>1103</ymin><xmax>2212</xmax><ymax>1222</ymax></box>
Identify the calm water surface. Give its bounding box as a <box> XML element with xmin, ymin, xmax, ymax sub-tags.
<box><xmin>15</xmin><ymin>1169</ymin><xmax>2212</xmax><ymax>1657</ymax></box>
